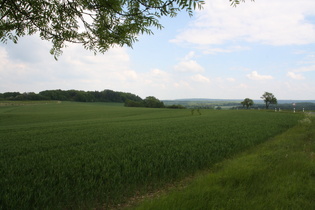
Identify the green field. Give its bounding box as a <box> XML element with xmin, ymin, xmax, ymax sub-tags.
<box><xmin>0</xmin><ymin>102</ymin><xmax>303</xmax><ymax>209</ymax></box>
<box><xmin>130</xmin><ymin>114</ymin><xmax>315</xmax><ymax>210</ymax></box>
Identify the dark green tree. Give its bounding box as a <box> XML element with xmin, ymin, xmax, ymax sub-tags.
<box><xmin>241</xmin><ymin>98</ymin><xmax>254</xmax><ymax>109</ymax></box>
<box><xmin>261</xmin><ymin>92</ymin><xmax>277</xmax><ymax>109</ymax></box>
<box><xmin>3</xmin><ymin>92</ymin><xmax>22</xmax><ymax>99</ymax></box>
<box><xmin>124</xmin><ymin>99</ymin><xmax>144</xmax><ymax>107</ymax></box>
<box><xmin>73</xmin><ymin>91</ymin><xmax>95</xmax><ymax>102</ymax></box>
<box><xmin>144</xmin><ymin>96</ymin><xmax>164</xmax><ymax>108</ymax></box>
<box><xmin>166</xmin><ymin>104</ymin><xmax>185</xmax><ymax>109</ymax></box>
<box><xmin>39</xmin><ymin>89</ymin><xmax>69</xmax><ymax>100</ymax></box>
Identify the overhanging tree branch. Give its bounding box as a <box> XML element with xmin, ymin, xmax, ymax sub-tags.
<box><xmin>0</xmin><ymin>1</ymin><xmax>257</xmax><ymax>59</ymax></box>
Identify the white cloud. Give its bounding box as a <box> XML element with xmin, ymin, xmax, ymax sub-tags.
<box><xmin>202</xmin><ymin>46</ymin><xmax>250</xmax><ymax>54</ymax></box>
<box><xmin>184</xmin><ymin>51</ymin><xmax>196</xmax><ymax>60</ymax></box>
<box><xmin>291</xmin><ymin>65</ymin><xmax>315</xmax><ymax>72</ymax></box>
<box><xmin>173</xmin><ymin>81</ymin><xmax>191</xmax><ymax>89</ymax></box>
<box><xmin>297</xmin><ymin>52</ymin><xmax>315</xmax><ymax>64</ymax></box>
<box><xmin>287</xmin><ymin>72</ymin><xmax>305</xmax><ymax>80</ymax></box>
<box><xmin>0</xmin><ymin>36</ymin><xmax>139</xmax><ymax>93</ymax></box>
<box><xmin>238</xmin><ymin>83</ymin><xmax>248</xmax><ymax>89</ymax></box>
<box><xmin>0</xmin><ymin>47</ymin><xmax>47</xmax><ymax>91</ymax></box>
<box><xmin>226</xmin><ymin>77</ymin><xmax>236</xmax><ymax>82</ymax></box>
<box><xmin>191</xmin><ymin>74</ymin><xmax>210</xmax><ymax>83</ymax></box>
<box><xmin>171</xmin><ymin>0</ymin><xmax>315</xmax><ymax>46</ymax></box>
<box><xmin>0</xmin><ymin>48</ymin><xmax>29</xmax><ymax>72</ymax></box>
<box><xmin>293</xmin><ymin>50</ymin><xmax>308</xmax><ymax>55</ymax></box>
<box><xmin>174</xmin><ymin>51</ymin><xmax>205</xmax><ymax>72</ymax></box>
<box><xmin>143</xmin><ymin>68</ymin><xmax>171</xmax><ymax>85</ymax></box>
<box><xmin>150</xmin><ymin>68</ymin><xmax>170</xmax><ymax>79</ymax></box>
<box><xmin>174</xmin><ymin>60</ymin><xmax>204</xmax><ymax>72</ymax></box>
<box><xmin>114</xmin><ymin>70</ymin><xmax>138</xmax><ymax>82</ymax></box>
<box><xmin>246</xmin><ymin>71</ymin><xmax>273</xmax><ymax>80</ymax></box>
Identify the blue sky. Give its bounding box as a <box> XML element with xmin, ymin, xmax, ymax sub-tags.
<box><xmin>1</xmin><ymin>0</ymin><xmax>315</xmax><ymax>100</ymax></box>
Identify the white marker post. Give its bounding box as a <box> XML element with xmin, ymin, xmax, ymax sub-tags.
<box><xmin>294</xmin><ymin>108</ymin><xmax>295</xmax><ymax>113</ymax></box>
<box><xmin>303</xmin><ymin>108</ymin><xmax>304</xmax><ymax>112</ymax></box>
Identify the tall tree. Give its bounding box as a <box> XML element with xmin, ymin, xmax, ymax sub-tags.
<box><xmin>0</xmin><ymin>1</ymin><xmax>249</xmax><ymax>58</ymax></box>
<box><xmin>261</xmin><ymin>92</ymin><xmax>277</xmax><ymax>109</ymax></box>
<box><xmin>241</xmin><ymin>98</ymin><xmax>254</xmax><ymax>109</ymax></box>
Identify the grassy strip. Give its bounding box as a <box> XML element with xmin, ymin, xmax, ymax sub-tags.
<box><xmin>130</xmin><ymin>114</ymin><xmax>315</xmax><ymax>210</ymax></box>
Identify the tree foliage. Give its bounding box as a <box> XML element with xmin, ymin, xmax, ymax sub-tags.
<box><xmin>143</xmin><ymin>96</ymin><xmax>165</xmax><ymax>108</ymax></box>
<box><xmin>166</xmin><ymin>104</ymin><xmax>186</xmax><ymax>109</ymax></box>
<box><xmin>125</xmin><ymin>96</ymin><xmax>165</xmax><ymax>108</ymax></box>
<box><xmin>261</xmin><ymin>92</ymin><xmax>277</xmax><ymax>109</ymax></box>
<box><xmin>1</xmin><ymin>0</ymin><xmax>205</xmax><ymax>58</ymax></box>
<box><xmin>0</xmin><ymin>1</ymin><xmax>253</xmax><ymax>58</ymax></box>
<box><xmin>229</xmin><ymin>0</ymin><xmax>251</xmax><ymax>7</ymax></box>
<box><xmin>241</xmin><ymin>98</ymin><xmax>254</xmax><ymax>109</ymax></box>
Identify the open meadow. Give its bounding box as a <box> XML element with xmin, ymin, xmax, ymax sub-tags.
<box><xmin>0</xmin><ymin>102</ymin><xmax>304</xmax><ymax>209</ymax></box>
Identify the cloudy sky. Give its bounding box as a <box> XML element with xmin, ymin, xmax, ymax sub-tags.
<box><xmin>1</xmin><ymin>0</ymin><xmax>315</xmax><ymax>100</ymax></box>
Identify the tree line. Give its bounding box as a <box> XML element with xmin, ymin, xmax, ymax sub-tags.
<box><xmin>124</xmin><ymin>96</ymin><xmax>185</xmax><ymax>109</ymax></box>
<box><xmin>0</xmin><ymin>89</ymin><xmax>186</xmax><ymax>109</ymax></box>
<box><xmin>0</xmin><ymin>89</ymin><xmax>142</xmax><ymax>103</ymax></box>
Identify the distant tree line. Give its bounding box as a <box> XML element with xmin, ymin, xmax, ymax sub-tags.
<box><xmin>125</xmin><ymin>96</ymin><xmax>187</xmax><ymax>109</ymax></box>
<box><xmin>235</xmin><ymin>102</ymin><xmax>315</xmax><ymax>111</ymax></box>
<box><xmin>0</xmin><ymin>89</ymin><xmax>142</xmax><ymax>103</ymax></box>
<box><xmin>125</xmin><ymin>96</ymin><xmax>164</xmax><ymax>108</ymax></box>
<box><xmin>124</xmin><ymin>96</ymin><xmax>185</xmax><ymax>109</ymax></box>
<box><xmin>270</xmin><ymin>103</ymin><xmax>315</xmax><ymax>111</ymax></box>
<box><xmin>0</xmin><ymin>89</ymin><xmax>184</xmax><ymax>109</ymax></box>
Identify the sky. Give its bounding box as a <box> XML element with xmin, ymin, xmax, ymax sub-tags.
<box><xmin>1</xmin><ymin>0</ymin><xmax>315</xmax><ymax>100</ymax></box>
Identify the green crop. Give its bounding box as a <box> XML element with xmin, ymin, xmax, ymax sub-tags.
<box><xmin>0</xmin><ymin>102</ymin><xmax>302</xmax><ymax>209</ymax></box>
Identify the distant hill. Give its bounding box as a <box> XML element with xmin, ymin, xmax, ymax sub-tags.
<box><xmin>271</xmin><ymin>100</ymin><xmax>315</xmax><ymax>104</ymax></box>
<box><xmin>163</xmin><ymin>98</ymin><xmax>315</xmax><ymax>110</ymax></box>
<box><xmin>164</xmin><ymin>99</ymin><xmax>315</xmax><ymax>104</ymax></box>
<box><xmin>165</xmin><ymin>98</ymin><xmax>242</xmax><ymax>102</ymax></box>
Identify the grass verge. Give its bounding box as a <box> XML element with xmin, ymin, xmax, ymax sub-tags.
<box><xmin>129</xmin><ymin>113</ymin><xmax>315</xmax><ymax>210</ymax></box>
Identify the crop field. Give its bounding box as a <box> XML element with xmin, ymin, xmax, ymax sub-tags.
<box><xmin>0</xmin><ymin>102</ymin><xmax>302</xmax><ymax>209</ymax></box>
